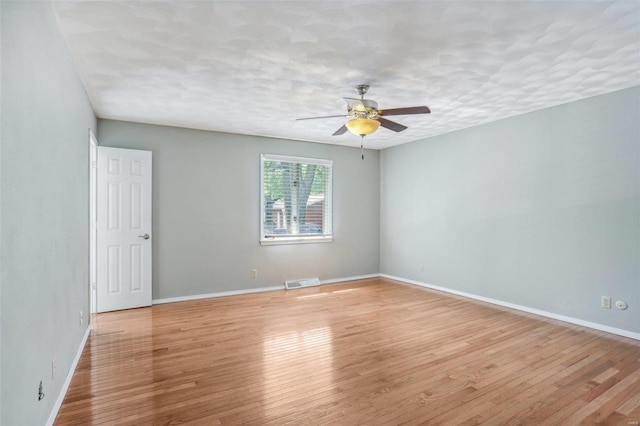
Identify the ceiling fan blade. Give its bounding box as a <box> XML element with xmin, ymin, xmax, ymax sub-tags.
<box><xmin>332</xmin><ymin>125</ymin><xmax>348</xmax><ymax>136</ymax></box>
<box><xmin>379</xmin><ymin>106</ymin><xmax>431</xmax><ymax>116</ymax></box>
<box><xmin>296</xmin><ymin>115</ymin><xmax>345</xmax><ymax>121</ymax></box>
<box><xmin>377</xmin><ymin>117</ymin><xmax>408</xmax><ymax>132</ymax></box>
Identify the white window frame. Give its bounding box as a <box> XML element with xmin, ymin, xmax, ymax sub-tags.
<box><xmin>260</xmin><ymin>154</ymin><xmax>333</xmax><ymax>246</ymax></box>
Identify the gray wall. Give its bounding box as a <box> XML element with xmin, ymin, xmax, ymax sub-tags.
<box><xmin>1</xmin><ymin>2</ymin><xmax>96</xmax><ymax>424</ymax></box>
<box><xmin>98</xmin><ymin>120</ymin><xmax>380</xmax><ymax>300</ymax></box>
<box><xmin>381</xmin><ymin>86</ymin><xmax>640</xmax><ymax>334</ymax></box>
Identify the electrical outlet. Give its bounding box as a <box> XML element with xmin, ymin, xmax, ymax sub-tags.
<box><xmin>251</xmin><ymin>269</ymin><xmax>258</xmax><ymax>278</ymax></box>
<box><xmin>79</xmin><ymin>310</ymin><xmax>84</xmax><ymax>325</ymax></box>
<box><xmin>601</xmin><ymin>296</ymin><xmax>611</xmax><ymax>309</ymax></box>
<box><xmin>419</xmin><ymin>264</ymin><xmax>425</xmax><ymax>272</ymax></box>
<box><xmin>51</xmin><ymin>357</ymin><xmax>56</xmax><ymax>379</ymax></box>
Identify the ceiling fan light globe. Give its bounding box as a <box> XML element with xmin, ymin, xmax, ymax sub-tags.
<box><xmin>346</xmin><ymin>118</ymin><xmax>380</xmax><ymax>136</ymax></box>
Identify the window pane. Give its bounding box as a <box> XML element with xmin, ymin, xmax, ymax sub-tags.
<box><xmin>261</xmin><ymin>155</ymin><xmax>332</xmax><ymax>241</ymax></box>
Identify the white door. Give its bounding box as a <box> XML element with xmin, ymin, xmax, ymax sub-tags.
<box><xmin>97</xmin><ymin>147</ymin><xmax>152</xmax><ymax>312</ymax></box>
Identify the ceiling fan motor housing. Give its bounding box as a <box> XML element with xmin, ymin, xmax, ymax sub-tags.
<box><xmin>346</xmin><ymin>98</ymin><xmax>379</xmax><ymax>119</ymax></box>
<box><xmin>348</xmin><ymin>100</ymin><xmax>379</xmax><ymax>120</ymax></box>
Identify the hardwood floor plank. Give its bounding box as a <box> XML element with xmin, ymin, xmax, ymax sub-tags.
<box><xmin>562</xmin><ymin>367</ymin><xmax>640</xmax><ymax>424</ymax></box>
<box><xmin>54</xmin><ymin>278</ymin><xmax>640</xmax><ymax>425</ymax></box>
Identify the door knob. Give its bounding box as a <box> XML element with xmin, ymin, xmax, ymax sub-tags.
<box><xmin>138</xmin><ymin>234</ymin><xmax>150</xmax><ymax>240</ymax></box>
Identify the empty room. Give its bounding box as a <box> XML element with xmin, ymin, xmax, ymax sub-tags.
<box><xmin>2</xmin><ymin>0</ymin><xmax>639</xmax><ymax>425</ymax></box>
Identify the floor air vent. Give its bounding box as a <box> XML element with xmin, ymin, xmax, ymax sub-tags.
<box><xmin>285</xmin><ymin>277</ymin><xmax>320</xmax><ymax>289</ymax></box>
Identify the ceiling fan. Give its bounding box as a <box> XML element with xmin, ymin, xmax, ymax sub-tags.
<box><xmin>296</xmin><ymin>84</ymin><xmax>431</xmax><ymax>158</ymax></box>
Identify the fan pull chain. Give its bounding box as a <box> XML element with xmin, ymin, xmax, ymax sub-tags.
<box><xmin>361</xmin><ymin>135</ymin><xmax>365</xmax><ymax>160</ymax></box>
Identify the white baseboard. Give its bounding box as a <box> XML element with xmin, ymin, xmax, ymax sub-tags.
<box><xmin>153</xmin><ymin>285</ymin><xmax>283</xmax><ymax>304</ymax></box>
<box><xmin>46</xmin><ymin>326</ymin><xmax>91</xmax><ymax>426</ymax></box>
<box><xmin>320</xmin><ymin>274</ymin><xmax>380</xmax><ymax>285</ymax></box>
<box><xmin>152</xmin><ymin>274</ymin><xmax>381</xmax><ymax>305</ymax></box>
<box><xmin>380</xmin><ymin>274</ymin><xmax>640</xmax><ymax>341</ymax></box>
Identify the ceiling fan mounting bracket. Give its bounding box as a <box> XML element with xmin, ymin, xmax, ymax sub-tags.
<box><xmin>355</xmin><ymin>84</ymin><xmax>370</xmax><ymax>98</ymax></box>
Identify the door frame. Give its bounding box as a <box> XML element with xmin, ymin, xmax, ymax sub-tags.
<box><xmin>89</xmin><ymin>129</ymin><xmax>98</xmax><ymax>314</ymax></box>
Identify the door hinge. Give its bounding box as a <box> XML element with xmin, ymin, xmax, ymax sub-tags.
<box><xmin>91</xmin><ymin>161</ymin><xmax>97</xmax><ymax>169</ymax></box>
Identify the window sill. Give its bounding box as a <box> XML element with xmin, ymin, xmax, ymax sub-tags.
<box><xmin>260</xmin><ymin>236</ymin><xmax>333</xmax><ymax>246</ymax></box>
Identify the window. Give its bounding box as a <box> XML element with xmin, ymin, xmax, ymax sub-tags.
<box><xmin>260</xmin><ymin>154</ymin><xmax>333</xmax><ymax>245</ymax></box>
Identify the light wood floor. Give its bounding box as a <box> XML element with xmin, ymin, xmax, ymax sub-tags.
<box><xmin>56</xmin><ymin>278</ymin><xmax>640</xmax><ymax>425</ymax></box>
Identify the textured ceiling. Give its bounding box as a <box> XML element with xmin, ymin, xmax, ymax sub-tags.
<box><xmin>52</xmin><ymin>1</ymin><xmax>640</xmax><ymax>150</ymax></box>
